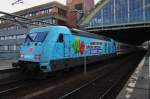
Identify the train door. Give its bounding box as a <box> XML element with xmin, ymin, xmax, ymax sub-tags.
<box><xmin>64</xmin><ymin>34</ymin><xmax>71</xmax><ymax>57</ymax></box>
<box><xmin>54</xmin><ymin>34</ymin><xmax>64</xmax><ymax>58</ymax></box>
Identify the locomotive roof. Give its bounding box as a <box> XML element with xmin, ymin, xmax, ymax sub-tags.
<box><xmin>70</xmin><ymin>28</ymin><xmax>111</xmax><ymax>41</ymax></box>
<box><xmin>30</xmin><ymin>26</ymin><xmax>111</xmax><ymax>41</ymax></box>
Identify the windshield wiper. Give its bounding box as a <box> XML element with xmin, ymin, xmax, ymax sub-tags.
<box><xmin>26</xmin><ymin>34</ymin><xmax>34</xmax><ymax>42</ymax></box>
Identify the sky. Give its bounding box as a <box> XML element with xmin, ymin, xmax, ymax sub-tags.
<box><xmin>0</xmin><ymin>0</ymin><xmax>99</xmax><ymax>14</ymax></box>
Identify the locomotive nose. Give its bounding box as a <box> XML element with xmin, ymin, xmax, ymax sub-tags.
<box><xmin>19</xmin><ymin>44</ymin><xmax>42</xmax><ymax>62</ymax></box>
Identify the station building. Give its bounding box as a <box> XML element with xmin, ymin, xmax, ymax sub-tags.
<box><xmin>78</xmin><ymin>0</ymin><xmax>150</xmax><ymax>45</ymax></box>
<box><xmin>0</xmin><ymin>1</ymin><xmax>67</xmax><ymax>59</ymax></box>
<box><xmin>79</xmin><ymin>0</ymin><xmax>150</xmax><ymax>29</ymax></box>
<box><xmin>0</xmin><ymin>0</ymin><xmax>94</xmax><ymax>59</ymax></box>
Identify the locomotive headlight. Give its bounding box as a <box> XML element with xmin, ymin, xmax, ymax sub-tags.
<box><xmin>35</xmin><ymin>54</ymin><xmax>40</xmax><ymax>60</ymax></box>
<box><xmin>20</xmin><ymin>54</ymin><xmax>24</xmax><ymax>58</ymax></box>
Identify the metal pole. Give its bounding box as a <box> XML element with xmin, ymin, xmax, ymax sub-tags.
<box><xmin>114</xmin><ymin>0</ymin><xmax>116</xmax><ymax>24</ymax></box>
<box><xmin>84</xmin><ymin>46</ymin><xmax>87</xmax><ymax>76</ymax></box>
<box><xmin>149</xmin><ymin>56</ymin><xmax>150</xmax><ymax>78</ymax></box>
<box><xmin>149</xmin><ymin>46</ymin><xmax>150</xmax><ymax>77</ymax></box>
<box><xmin>127</xmin><ymin>0</ymin><xmax>130</xmax><ymax>23</ymax></box>
<box><xmin>143</xmin><ymin>0</ymin><xmax>146</xmax><ymax>22</ymax></box>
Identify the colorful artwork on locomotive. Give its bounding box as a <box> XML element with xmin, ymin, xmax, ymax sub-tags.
<box><xmin>87</xmin><ymin>42</ymin><xmax>103</xmax><ymax>54</ymax></box>
<box><xmin>15</xmin><ymin>26</ymin><xmax>117</xmax><ymax>73</ymax></box>
<box><xmin>72</xmin><ymin>37</ymin><xmax>85</xmax><ymax>55</ymax></box>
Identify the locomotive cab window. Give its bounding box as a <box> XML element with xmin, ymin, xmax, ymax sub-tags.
<box><xmin>57</xmin><ymin>34</ymin><xmax>64</xmax><ymax>43</ymax></box>
<box><xmin>25</xmin><ymin>32</ymin><xmax>48</xmax><ymax>43</ymax></box>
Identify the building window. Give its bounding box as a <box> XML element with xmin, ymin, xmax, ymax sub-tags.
<box><xmin>14</xmin><ymin>45</ymin><xmax>17</xmax><ymax>51</ymax></box>
<box><xmin>8</xmin><ymin>45</ymin><xmax>12</xmax><ymax>51</ymax></box>
<box><xmin>4</xmin><ymin>45</ymin><xmax>8</xmax><ymax>51</ymax></box>
<box><xmin>0</xmin><ymin>45</ymin><xmax>6</xmax><ymax>51</ymax></box>
<box><xmin>42</xmin><ymin>10</ymin><xmax>45</xmax><ymax>14</ymax></box>
<box><xmin>1</xmin><ymin>20</ymin><xmax>5</xmax><ymax>24</ymax></box>
<box><xmin>16</xmin><ymin>34</ymin><xmax>26</xmax><ymax>39</ymax></box>
<box><xmin>58</xmin><ymin>8</ymin><xmax>66</xmax><ymax>17</ymax></box>
<box><xmin>31</xmin><ymin>12</ymin><xmax>36</xmax><ymax>16</ymax></box>
<box><xmin>8</xmin><ymin>45</ymin><xmax>17</xmax><ymax>51</ymax></box>
<box><xmin>75</xmin><ymin>3</ymin><xmax>83</xmax><ymax>10</ymax></box>
<box><xmin>12</xmin><ymin>35</ymin><xmax>17</xmax><ymax>39</ymax></box>
<box><xmin>16</xmin><ymin>26</ymin><xmax>20</xmax><ymax>30</ymax></box>
<box><xmin>5</xmin><ymin>36</ymin><xmax>8</xmax><ymax>40</ymax></box>
<box><xmin>44</xmin><ymin>9</ymin><xmax>49</xmax><ymax>14</ymax></box>
<box><xmin>0</xmin><ymin>36</ymin><xmax>5</xmax><ymax>40</ymax></box>
<box><xmin>36</xmin><ymin>11</ymin><xmax>42</xmax><ymax>16</ymax></box>
<box><xmin>29</xmin><ymin>13</ymin><xmax>32</xmax><ymax>17</ymax></box>
<box><xmin>49</xmin><ymin>8</ymin><xmax>52</xmax><ymax>13</ymax></box>
<box><xmin>8</xmin><ymin>35</ymin><xmax>13</xmax><ymax>39</ymax></box>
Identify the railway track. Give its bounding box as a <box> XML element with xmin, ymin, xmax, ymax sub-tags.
<box><xmin>0</xmin><ymin>77</ymin><xmax>33</xmax><ymax>96</ymax></box>
<box><xmin>0</xmin><ymin>51</ymin><xmax>146</xmax><ymax>99</ymax></box>
<box><xmin>59</xmin><ymin>52</ymin><xmax>145</xmax><ymax>99</ymax></box>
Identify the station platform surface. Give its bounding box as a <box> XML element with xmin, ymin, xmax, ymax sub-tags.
<box><xmin>116</xmin><ymin>50</ymin><xmax>150</xmax><ymax>99</ymax></box>
<box><xmin>0</xmin><ymin>59</ymin><xmax>17</xmax><ymax>70</ymax></box>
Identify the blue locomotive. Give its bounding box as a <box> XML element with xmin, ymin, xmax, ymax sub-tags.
<box><xmin>13</xmin><ymin>26</ymin><xmax>117</xmax><ymax>73</ymax></box>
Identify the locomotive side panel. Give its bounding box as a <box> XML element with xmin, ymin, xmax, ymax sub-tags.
<box><xmin>50</xmin><ymin>32</ymin><xmax>117</xmax><ymax>71</ymax></box>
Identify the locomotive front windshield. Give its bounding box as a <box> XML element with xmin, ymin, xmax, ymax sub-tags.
<box><xmin>25</xmin><ymin>31</ymin><xmax>48</xmax><ymax>43</ymax></box>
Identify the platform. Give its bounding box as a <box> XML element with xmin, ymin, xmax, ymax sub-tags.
<box><xmin>116</xmin><ymin>50</ymin><xmax>150</xmax><ymax>99</ymax></box>
<box><xmin>0</xmin><ymin>60</ymin><xmax>17</xmax><ymax>70</ymax></box>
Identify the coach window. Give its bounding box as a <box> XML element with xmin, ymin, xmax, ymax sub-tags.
<box><xmin>57</xmin><ymin>34</ymin><xmax>64</xmax><ymax>43</ymax></box>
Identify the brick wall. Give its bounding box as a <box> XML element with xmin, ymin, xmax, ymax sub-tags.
<box><xmin>66</xmin><ymin>0</ymin><xmax>94</xmax><ymax>28</ymax></box>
